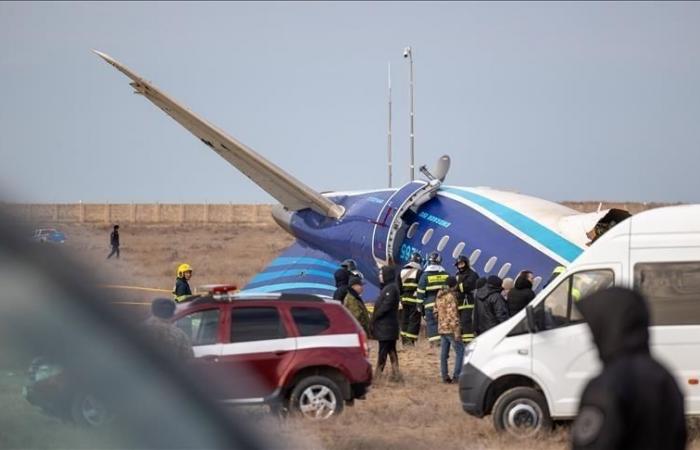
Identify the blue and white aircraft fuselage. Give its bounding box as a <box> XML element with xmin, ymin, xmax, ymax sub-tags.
<box><xmin>94</xmin><ymin>50</ymin><xmax>607</xmax><ymax>302</ymax></box>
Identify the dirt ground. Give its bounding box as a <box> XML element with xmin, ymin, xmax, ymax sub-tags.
<box><xmin>46</xmin><ymin>213</ymin><xmax>699</xmax><ymax>450</ymax></box>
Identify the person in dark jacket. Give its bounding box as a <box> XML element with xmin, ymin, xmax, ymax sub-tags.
<box><xmin>333</xmin><ymin>259</ymin><xmax>359</xmax><ymax>303</ymax></box>
<box><xmin>571</xmin><ymin>288</ymin><xmax>686</xmax><ymax>450</ymax></box>
<box><xmin>371</xmin><ymin>265</ymin><xmax>402</xmax><ymax>381</ymax></box>
<box><xmin>454</xmin><ymin>255</ymin><xmax>479</xmax><ymax>344</ymax></box>
<box><xmin>107</xmin><ymin>225</ymin><xmax>120</xmax><ymax>259</ymax></box>
<box><xmin>473</xmin><ymin>275</ymin><xmax>509</xmax><ymax>335</ymax></box>
<box><xmin>507</xmin><ymin>270</ymin><xmax>536</xmax><ymax>317</ymax></box>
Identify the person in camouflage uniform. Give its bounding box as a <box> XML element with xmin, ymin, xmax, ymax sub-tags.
<box><xmin>434</xmin><ymin>277</ymin><xmax>464</xmax><ymax>383</ymax></box>
<box><xmin>143</xmin><ymin>298</ymin><xmax>194</xmax><ymax>360</ymax></box>
<box><xmin>343</xmin><ymin>276</ymin><xmax>371</xmax><ymax>337</ymax></box>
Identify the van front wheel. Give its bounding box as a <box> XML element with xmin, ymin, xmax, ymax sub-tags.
<box><xmin>492</xmin><ymin>387</ymin><xmax>552</xmax><ymax>437</ymax></box>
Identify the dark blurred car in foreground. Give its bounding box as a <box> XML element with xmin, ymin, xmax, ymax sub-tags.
<box><xmin>172</xmin><ymin>285</ymin><xmax>373</xmax><ymax>419</ymax></box>
<box><xmin>0</xmin><ymin>210</ymin><xmax>272</xmax><ymax>449</ymax></box>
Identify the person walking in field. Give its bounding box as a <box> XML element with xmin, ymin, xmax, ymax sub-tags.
<box><xmin>371</xmin><ymin>265</ymin><xmax>402</xmax><ymax>382</ymax></box>
<box><xmin>107</xmin><ymin>224</ymin><xmax>120</xmax><ymax>259</ymax></box>
<box><xmin>434</xmin><ymin>276</ymin><xmax>464</xmax><ymax>383</ymax></box>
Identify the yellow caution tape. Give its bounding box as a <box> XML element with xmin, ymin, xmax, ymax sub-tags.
<box><xmin>98</xmin><ymin>284</ymin><xmax>171</xmax><ymax>293</ymax></box>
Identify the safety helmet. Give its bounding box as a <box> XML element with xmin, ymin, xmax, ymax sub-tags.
<box><xmin>428</xmin><ymin>252</ymin><xmax>442</xmax><ymax>265</ymax></box>
<box><xmin>454</xmin><ymin>254</ymin><xmax>469</xmax><ymax>268</ymax></box>
<box><xmin>409</xmin><ymin>252</ymin><xmax>423</xmax><ymax>264</ymax></box>
<box><xmin>177</xmin><ymin>263</ymin><xmax>193</xmax><ymax>278</ymax></box>
<box><xmin>341</xmin><ymin>259</ymin><xmax>357</xmax><ymax>271</ymax></box>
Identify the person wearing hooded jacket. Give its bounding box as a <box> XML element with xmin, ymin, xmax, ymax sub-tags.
<box><xmin>571</xmin><ymin>287</ymin><xmax>686</xmax><ymax>450</ymax></box>
<box><xmin>507</xmin><ymin>271</ymin><xmax>536</xmax><ymax>317</ymax></box>
<box><xmin>473</xmin><ymin>275</ymin><xmax>509</xmax><ymax>335</ymax></box>
<box><xmin>370</xmin><ymin>265</ymin><xmax>402</xmax><ymax>381</ymax></box>
<box><xmin>454</xmin><ymin>255</ymin><xmax>479</xmax><ymax>343</ymax></box>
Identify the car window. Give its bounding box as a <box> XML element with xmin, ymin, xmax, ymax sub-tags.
<box><xmin>231</xmin><ymin>307</ymin><xmax>286</xmax><ymax>343</ymax></box>
<box><xmin>536</xmin><ymin>269</ymin><xmax>614</xmax><ymax>330</ymax></box>
<box><xmin>291</xmin><ymin>307</ymin><xmax>330</xmax><ymax>336</ymax></box>
<box><xmin>635</xmin><ymin>261</ymin><xmax>700</xmax><ymax>325</ymax></box>
<box><xmin>176</xmin><ymin>309</ymin><xmax>220</xmax><ymax>346</ymax></box>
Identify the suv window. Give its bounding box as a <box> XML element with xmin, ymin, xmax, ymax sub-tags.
<box><xmin>535</xmin><ymin>269</ymin><xmax>614</xmax><ymax>330</ymax></box>
<box><xmin>231</xmin><ymin>307</ymin><xmax>286</xmax><ymax>342</ymax></box>
<box><xmin>634</xmin><ymin>261</ymin><xmax>700</xmax><ymax>326</ymax></box>
<box><xmin>175</xmin><ymin>309</ymin><xmax>220</xmax><ymax>346</ymax></box>
<box><xmin>291</xmin><ymin>307</ymin><xmax>330</xmax><ymax>336</ymax></box>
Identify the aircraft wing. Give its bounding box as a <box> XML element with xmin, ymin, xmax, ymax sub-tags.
<box><xmin>243</xmin><ymin>241</ymin><xmax>380</xmax><ymax>302</ymax></box>
<box><xmin>94</xmin><ymin>50</ymin><xmax>344</xmax><ymax>219</ymax></box>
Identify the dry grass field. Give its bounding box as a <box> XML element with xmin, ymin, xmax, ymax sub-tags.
<box><xmin>38</xmin><ymin>203</ymin><xmax>698</xmax><ymax>449</ymax></box>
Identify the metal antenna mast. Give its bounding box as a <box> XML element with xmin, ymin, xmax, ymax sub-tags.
<box><xmin>387</xmin><ymin>62</ymin><xmax>393</xmax><ymax>188</ymax></box>
<box><xmin>403</xmin><ymin>46</ymin><xmax>415</xmax><ymax>181</ymax></box>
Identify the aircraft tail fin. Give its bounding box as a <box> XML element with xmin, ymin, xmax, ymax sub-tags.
<box><xmin>93</xmin><ymin>50</ymin><xmax>344</xmax><ymax>219</ymax></box>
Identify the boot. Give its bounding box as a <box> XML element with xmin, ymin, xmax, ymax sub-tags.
<box><xmin>374</xmin><ymin>364</ymin><xmax>386</xmax><ymax>381</ymax></box>
<box><xmin>389</xmin><ymin>363</ymin><xmax>404</xmax><ymax>383</ymax></box>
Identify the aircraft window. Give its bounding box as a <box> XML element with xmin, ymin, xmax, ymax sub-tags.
<box><xmin>469</xmin><ymin>249</ymin><xmax>481</xmax><ymax>266</ymax></box>
<box><xmin>484</xmin><ymin>256</ymin><xmax>498</xmax><ymax>273</ymax></box>
<box><xmin>498</xmin><ymin>263</ymin><xmax>512</xmax><ymax>279</ymax></box>
<box><xmin>421</xmin><ymin>228</ymin><xmax>434</xmax><ymax>245</ymax></box>
<box><xmin>452</xmin><ymin>242</ymin><xmax>466</xmax><ymax>259</ymax></box>
<box><xmin>437</xmin><ymin>235</ymin><xmax>450</xmax><ymax>252</ymax></box>
<box><xmin>407</xmin><ymin>222</ymin><xmax>419</xmax><ymax>239</ymax></box>
<box><xmin>532</xmin><ymin>276</ymin><xmax>543</xmax><ymax>290</ymax></box>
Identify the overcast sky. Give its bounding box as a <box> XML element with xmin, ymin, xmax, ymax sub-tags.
<box><xmin>1</xmin><ymin>2</ymin><xmax>699</xmax><ymax>204</ymax></box>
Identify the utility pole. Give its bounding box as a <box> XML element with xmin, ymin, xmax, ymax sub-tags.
<box><xmin>403</xmin><ymin>46</ymin><xmax>415</xmax><ymax>181</ymax></box>
<box><xmin>387</xmin><ymin>62</ymin><xmax>393</xmax><ymax>188</ymax></box>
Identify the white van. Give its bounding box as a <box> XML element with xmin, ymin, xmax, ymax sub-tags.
<box><xmin>458</xmin><ymin>205</ymin><xmax>700</xmax><ymax>436</ymax></box>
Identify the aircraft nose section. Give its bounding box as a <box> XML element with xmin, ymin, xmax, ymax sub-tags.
<box><xmin>271</xmin><ymin>205</ymin><xmax>294</xmax><ymax>236</ymax></box>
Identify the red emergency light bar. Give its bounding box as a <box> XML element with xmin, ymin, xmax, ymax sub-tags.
<box><xmin>197</xmin><ymin>284</ymin><xmax>239</xmax><ymax>300</ymax></box>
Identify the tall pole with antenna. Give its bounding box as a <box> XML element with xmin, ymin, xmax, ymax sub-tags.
<box><xmin>404</xmin><ymin>46</ymin><xmax>415</xmax><ymax>181</ymax></box>
<box><xmin>387</xmin><ymin>62</ymin><xmax>392</xmax><ymax>188</ymax></box>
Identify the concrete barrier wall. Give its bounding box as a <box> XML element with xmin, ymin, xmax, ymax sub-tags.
<box><xmin>3</xmin><ymin>201</ymin><xmax>671</xmax><ymax>225</ymax></box>
<box><xmin>3</xmin><ymin>203</ymin><xmax>274</xmax><ymax>224</ymax></box>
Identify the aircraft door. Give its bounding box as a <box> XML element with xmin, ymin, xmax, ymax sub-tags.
<box><xmin>371</xmin><ymin>180</ymin><xmax>441</xmax><ymax>266</ymax></box>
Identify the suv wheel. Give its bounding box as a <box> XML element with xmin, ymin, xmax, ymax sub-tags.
<box><xmin>289</xmin><ymin>375</ymin><xmax>344</xmax><ymax>420</ymax></box>
<box><xmin>71</xmin><ymin>392</ymin><xmax>114</xmax><ymax>427</ymax></box>
<box><xmin>492</xmin><ymin>387</ymin><xmax>552</xmax><ymax>437</ymax></box>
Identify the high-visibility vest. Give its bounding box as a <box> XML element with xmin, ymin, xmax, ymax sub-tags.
<box><xmin>400</xmin><ymin>266</ymin><xmax>422</xmax><ymax>304</ymax></box>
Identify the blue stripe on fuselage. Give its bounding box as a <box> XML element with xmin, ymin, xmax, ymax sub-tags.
<box><xmin>442</xmin><ymin>187</ymin><xmax>583</xmax><ymax>263</ymax></box>
<box><xmin>249</xmin><ymin>269</ymin><xmax>334</xmax><ymax>284</ymax></box>
<box><xmin>267</xmin><ymin>257</ymin><xmax>338</xmax><ymax>270</ymax></box>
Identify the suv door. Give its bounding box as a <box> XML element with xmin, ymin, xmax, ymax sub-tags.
<box><xmin>530</xmin><ymin>267</ymin><xmax>616</xmax><ymax>418</ymax></box>
<box><xmin>174</xmin><ymin>307</ymin><xmax>225</xmax><ymax>397</ymax></box>
<box><xmin>218</xmin><ymin>305</ymin><xmax>296</xmax><ymax>401</ymax></box>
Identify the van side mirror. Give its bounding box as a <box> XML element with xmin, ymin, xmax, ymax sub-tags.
<box><xmin>526</xmin><ymin>305</ymin><xmax>538</xmax><ymax>333</ymax></box>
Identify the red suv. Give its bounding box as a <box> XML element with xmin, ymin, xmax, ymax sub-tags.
<box><xmin>172</xmin><ymin>289</ymin><xmax>373</xmax><ymax>419</ymax></box>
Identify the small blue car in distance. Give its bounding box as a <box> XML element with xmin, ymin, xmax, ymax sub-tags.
<box><xmin>32</xmin><ymin>228</ymin><xmax>66</xmax><ymax>244</ymax></box>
